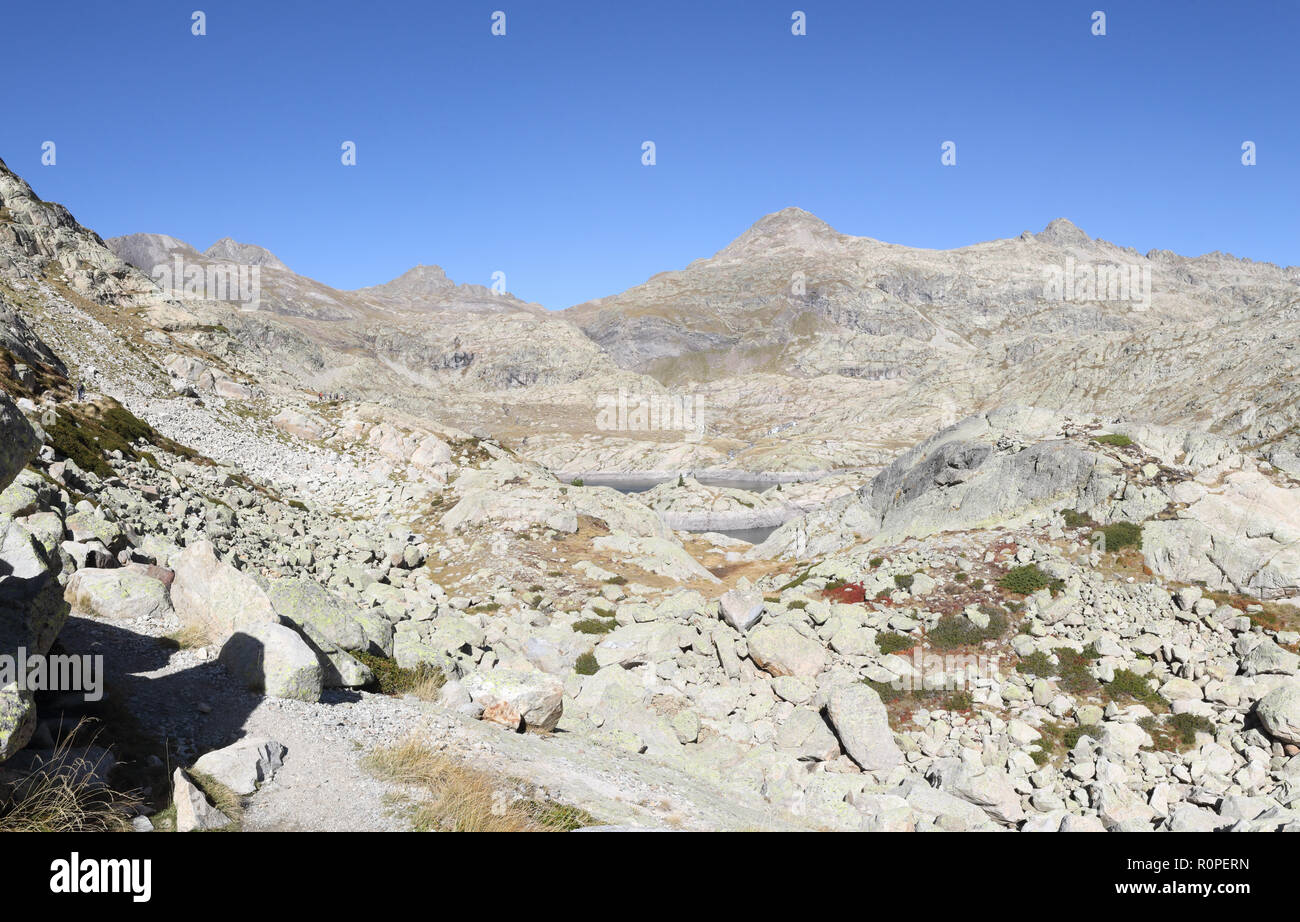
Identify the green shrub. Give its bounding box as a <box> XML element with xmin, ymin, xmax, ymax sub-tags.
<box><xmin>603</xmin><ymin>575</ymin><xmax>627</xmax><ymax>586</ymax></box>
<box><xmin>570</xmin><ymin>477</ymin><xmax>584</xmax><ymax>487</ymax></box>
<box><xmin>1061</xmin><ymin>508</ymin><xmax>1093</xmax><ymax>528</ymax></box>
<box><xmin>1092</xmin><ymin>433</ymin><xmax>1133</xmax><ymax>447</ymax></box>
<box><xmin>861</xmin><ymin>679</ymin><xmax>905</xmax><ymax>704</ymax></box>
<box><xmin>1053</xmin><ymin>646</ymin><xmax>1099</xmax><ymax>694</ymax></box>
<box><xmin>999</xmin><ymin>565</ymin><xmax>1052</xmax><ymax>595</ymax></box>
<box><xmin>574</xmin><ymin>652</ymin><xmax>599</xmax><ymax>675</ymax></box>
<box><xmin>1170</xmin><ymin>712</ymin><xmax>1214</xmax><ymax>745</ymax></box>
<box><xmin>869</xmin><ymin>557</ymin><xmax>884</xmax><ymax>569</ymax></box>
<box><xmin>892</xmin><ymin>573</ymin><xmax>915</xmax><ymax>590</ymax></box>
<box><xmin>590</xmin><ymin>605</ymin><xmax>616</xmax><ymax>619</ymax></box>
<box><xmin>1060</xmin><ymin>726</ymin><xmax>1093</xmax><ymax>750</ymax></box>
<box><xmin>776</xmin><ymin>568</ymin><xmax>813</xmax><ymax>592</ymax></box>
<box><xmin>353</xmin><ymin>652</ymin><xmax>446</xmax><ymax>696</ymax></box>
<box><xmin>970</xmin><ymin>577</ymin><xmax>985</xmax><ymax>590</ymax></box>
<box><xmin>1094</xmin><ymin>521</ymin><xmax>1142</xmax><ymax>552</ymax></box>
<box><xmin>953</xmin><ymin>572</ymin><xmax>968</xmax><ymax>583</ymax></box>
<box><xmin>786</xmin><ymin>599</ymin><xmax>808</xmax><ymax>610</ymax></box>
<box><xmin>1104</xmin><ymin>668</ymin><xmax>1161</xmax><ymax>705</ymax></box>
<box><xmin>927</xmin><ymin>607</ymin><xmax>1007</xmax><ymax>650</ymax></box>
<box><xmin>876</xmin><ymin>632</ymin><xmax>915</xmax><ymax>655</ymax></box>
<box><xmin>1016</xmin><ymin>651</ymin><xmax>1055</xmax><ymax>676</ymax></box>
<box><xmin>572</xmin><ymin>618</ymin><xmax>615</xmax><ymax>635</ymax></box>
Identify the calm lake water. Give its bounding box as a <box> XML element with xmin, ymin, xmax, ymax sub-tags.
<box><xmin>569</xmin><ymin>474</ymin><xmax>779</xmax><ymax>494</ymax></box>
<box><xmin>565</xmin><ymin>474</ymin><xmax>785</xmax><ymax>544</ymax></box>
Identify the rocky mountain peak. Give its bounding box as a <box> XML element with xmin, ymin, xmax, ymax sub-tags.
<box><xmin>716</xmin><ymin>206</ymin><xmax>845</xmax><ymax>258</ymax></box>
<box><xmin>1034</xmin><ymin>217</ymin><xmax>1092</xmax><ymax>248</ymax></box>
<box><xmin>357</xmin><ymin>264</ymin><xmax>455</xmax><ymax>298</ymax></box>
<box><xmin>203</xmin><ymin>238</ymin><xmax>290</xmax><ymax>271</ymax></box>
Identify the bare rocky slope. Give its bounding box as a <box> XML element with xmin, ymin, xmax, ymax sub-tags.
<box><xmin>3</xmin><ymin>154</ymin><xmax>1300</xmax><ymax>832</ymax></box>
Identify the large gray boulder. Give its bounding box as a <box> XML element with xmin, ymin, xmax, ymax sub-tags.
<box><xmin>0</xmin><ymin>391</ymin><xmax>38</xmax><ymax>494</ymax></box>
<box><xmin>172</xmin><ymin>768</ymin><xmax>231</xmax><ymax>832</ymax></box>
<box><xmin>192</xmin><ymin>738</ymin><xmax>286</xmax><ymax>795</ymax></box>
<box><xmin>218</xmin><ymin>621</ymin><xmax>323</xmax><ymax>702</ymax></box>
<box><xmin>925</xmin><ymin>757</ymin><xmax>1026</xmax><ymax>825</ymax></box>
<box><xmin>824</xmin><ymin>682</ymin><xmax>902</xmax><ymax>771</ymax></box>
<box><xmin>747</xmin><ymin>624</ymin><xmax>826</xmax><ymax>678</ymax></box>
<box><xmin>1256</xmin><ymin>683</ymin><xmax>1300</xmax><ymax>745</ymax></box>
<box><xmin>64</xmin><ymin>567</ymin><xmax>171</xmax><ymax>621</ymax></box>
<box><xmin>865</xmin><ymin>408</ymin><xmax>1111</xmax><ymax>543</ymax></box>
<box><xmin>0</xmin><ymin>524</ymin><xmax>68</xmax><ymax>760</ymax></box>
<box><xmin>718</xmin><ymin>588</ymin><xmax>764</xmax><ymax>632</ymax></box>
<box><xmin>171</xmin><ymin>540</ymin><xmax>276</xmax><ymax>642</ymax></box>
<box><xmin>266</xmin><ymin>577</ymin><xmax>367</xmax><ymax>652</ymax></box>
<box><xmin>461</xmin><ymin>669</ymin><xmax>564</xmax><ymax>732</ymax></box>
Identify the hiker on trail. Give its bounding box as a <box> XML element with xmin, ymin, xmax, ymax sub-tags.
<box><xmin>77</xmin><ymin>382</ymin><xmax>85</xmax><ymax>402</ymax></box>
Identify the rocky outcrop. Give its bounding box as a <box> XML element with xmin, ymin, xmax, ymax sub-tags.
<box><xmin>170</xmin><ymin>540</ymin><xmax>277</xmax><ymax>642</ymax></box>
<box><xmin>0</xmin><ymin>391</ymin><xmax>38</xmax><ymax>494</ymax></box>
<box><xmin>219</xmin><ymin>621</ymin><xmax>324</xmax><ymax>702</ymax></box>
<box><xmin>64</xmin><ymin>567</ymin><xmax>172</xmax><ymax>621</ymax></box>
<box><xmin>192</xmin><ymin>737</ymin><xmax>286</xmax><ymax>795</ymax></box>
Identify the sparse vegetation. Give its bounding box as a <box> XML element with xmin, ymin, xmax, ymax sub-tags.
<box><xmin>1140</xmin><ymin>713</ymin><xmax>1215</xmax><ymax>751</ymax></box>
<box><xmin>1092</xmin><ymin>433</ymin><xmax>1133</xmax><ymax>447</ymax></box>
<box><xmin>186</xmin><ymin>770</ymin><xmax>243</xmax><ymax>831</ymax></box>
<box><xmin>575</xmin><ymin>651</ymin><xmax>600</xmax><ymax>675</ymax></box>
<box><xmin>776</xmin><ymin>568</ymin><xmax>813</xmax><ymax>592</ymax></box>
<box><xmin>353</xmin><ymin>652</ymin><xmax>446</xmax><ymax>698</ymax></box>
<box><xmin>1094</xmin><ymin>521</ymin><xmax>1143</xmax><ymax>552</ymax></box>
<box><xmin>998</xmin><ymin>564</ymin><xmax>1055</xmax><ymax>596</ymax></box>
<box><xmin>0</xmin><ymin>728</ymin><xmax>140</xmax><ymax>832</ymax></box>
<box><xmin>572</xmin><ymin>618</ymin><xmax>615</xmax><ymax>635</ymax></box>
<box><xmin>1061</xmin><ymin>508</ymin><xmax>1094</xmax><ymax>528</ymax></box>
<box><xmin>46</xmin><ymin>401</ymin><xmax>201</xmax><ymax>478</ymax></box>
<box><xmin>927</xmin><ymin>606</ymin><xmax>1008</xmax><ymax>649</ymax></box>
<box><xmin>1016</xmin><ymin>650</ymin><xmax>1055</xmax><ymax>676</ymax></box>
<box><xmin>1053</xmin><ymin>645</ymin><xmax>1100</xmax><ymax>694</ymax></box>
<box><xmin>363</xmin><ymin>737</ymin><xmax>593</xmax><ymax>831</ymax></box>
<box><xmin>1103</xmin><ymin>668</ymin><xmax>1163</xmax><ymax>707</ymax></box>
<box><xmin>875</xmin><ymin>631</ymin><xmax>915</xmax><ymax>655</ymax></box>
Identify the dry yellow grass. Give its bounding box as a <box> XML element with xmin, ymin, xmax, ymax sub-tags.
<box><xmin>410</xmin><ymin>675</ymin><xmax>446</xmax><ymax>703</ymax></box>
<box><xmin>0</xmin><ymin>723</ymin><xmax>139</xmax><ymax>832</ymax></box>
<box><xmin>163</xmin><ymin>621</ymin><xmax>211</xmax><ymax>650</ymax></box>
<box><xmin>363</xmin><ymin>737</ymin><xmax>591</xmax><ymax>832</ymax></box>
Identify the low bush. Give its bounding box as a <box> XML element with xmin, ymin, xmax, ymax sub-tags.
<box><xmin>998</xmin><ymin>565</ymin><xmax>1053</xmax><ymax>595</ymax></box>
<box><xmin>353</xmin><ymin>652</ymin><xmax>446</xmax><ymax>698</ymax></box>
<box><xmin>927</xmin><ymin>606</ymin><xmax>1008</xmax><ymax>650</ymax></box>
<box><xmin>1104</xmin><ymin>668</ymin><xmax>1162</xmax><ymax>706</ymax></box>
<box><xmin>876</xmin><ymin>632</ymin><xmax>915</xmax><ymax>655</ymax></box>
<box><xmin>1094</xmin><ymin>521</ymin><xmax>1143</xmax><ymax>552</ymax></box>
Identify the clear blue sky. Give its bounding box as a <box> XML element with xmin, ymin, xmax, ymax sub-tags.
<box><xmin>3</xmin><ymin>0</ymin><xmax>1296</xmax><ymax>308</ymax></box>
